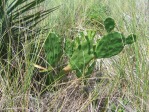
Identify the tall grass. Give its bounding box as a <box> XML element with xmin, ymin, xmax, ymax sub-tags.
<box><xmin>0</xmin><ymin>0</ymin><xmax>148</xmax><ymax>111</ymax></box>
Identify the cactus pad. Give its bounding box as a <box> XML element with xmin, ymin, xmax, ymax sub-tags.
<box><xmin>125</xmin><ymin>34</ymin><xmax>137</xmax><ymax>44</ymax></box>
<box><xmin>95</xmin><ymin>32</ymin><xmax>136</xmax><ymax>58</ymax></box>
<box><xmin>44</xmin><ymin>32</ymin><xmax>62</xmax><ymax>66</ymax></box>
<box><xmin>95</xmin><ymin>32</ymin><xmax>126</xmax><ymax>58</ymax></box>
<box><xmin>65</xmin><ymin>38</ymin><xmax>75</xmax><ymax>57</ymax></box>
<box><xmin>68</xmin><ymin>30</ymin><xmax>96</xmax><ymax>70</ymax></box>
<box><xmin>104</xmin><ymin>17</ymin><xmax>115</xmax><ymax>32</ymax></box>
<box><xmin>69</xmin><ymin>45</ymin><xmax>94</xmax><ymax>70</ymax></box>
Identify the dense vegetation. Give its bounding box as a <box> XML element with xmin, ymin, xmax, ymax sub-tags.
<box><xmin>0</xmin><ymin>0</ymin><xmax>149</xmax><ymax>111</ymax></box>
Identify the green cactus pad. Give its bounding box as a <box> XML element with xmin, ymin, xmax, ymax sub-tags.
<box><xmin>65</xmin><ymin>38</ymin><xmax>75</xmax><ymax>57</ymax></box>
<box><xmin>95</xmin><ymin>32</ymin><xmax>125</xmax><ymax>58</ymax></box>
<box><xmin>104</xmin><ymin>17</ymin><xmax>115</xmax><ymax>32</ymax></box>
<box><xmin>44</xmin><ymin>32</ymin><xmax>62</xmax><ymax>66</ymax></box>
<box><xmin>69</xmin><ymin>40</ymin><xmax>94</xmax><ymax>70</ymax></box>
<box><xmin>68</xmin><ymin>31</ymin><xmax>96</xmax><ymax>70</ymax></box>
<box><xmin>125</xmin><ymin>34</ymin><xmax>136</xmax><ymax>44</ymax></box>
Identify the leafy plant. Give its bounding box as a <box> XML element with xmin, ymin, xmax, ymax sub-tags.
<box><xmin>0</xmin><ymin>0</ymin><xmax>59</xmax><ymax>59</ymax></box>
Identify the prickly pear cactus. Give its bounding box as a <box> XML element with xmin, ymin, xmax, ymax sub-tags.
<box><xmin>67</xmin><ymin>30</ymin><xmax>96</xmax><ymax>71</ymax></box>
<box><xmin>44</xmin><ymin>32</ymin><xmax>62</xmax><ymax>66</ymax></box>
<box><xmin>42</xmin><ymin>18</ymin><xmax>136</xmax><ymax>82</ymax></box>
<box><xmin>63</xmin><ymin>17</ymin><xmax>136</xmax><ymax>79</ymax></box>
